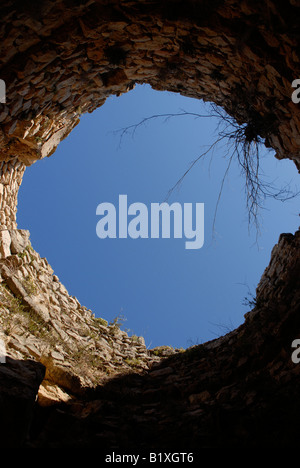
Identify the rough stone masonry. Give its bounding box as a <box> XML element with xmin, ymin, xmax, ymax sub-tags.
<box><xmin>0</xmin><ymin>0</ymin><xmax>299</xmax><ymax>448</ymax></box>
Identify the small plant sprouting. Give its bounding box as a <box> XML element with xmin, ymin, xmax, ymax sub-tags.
<box><xmin>125</xmin><ymin>357</ymin><xmax>142</xmax><ymax>368</ymax></box>
<box><xmin>242</xmin><ymin>291</ymin><xmax>265</xmax><ymax>310</ymax></box>
<box><xmin>22</xmin><ymin>275</ymin><xmax>38</xmax><ymax>296</ymax></box>
<box><xmin>94</xmin><ymin>317</ymin><xmax>108</xmax><ymax>327</ymax></box>
<box><xmin>242</xmin><ymin>292</ymin><xmax>258</xmax><ymax>309</ymax></box>
<box><xmin>108</xmin><ymin>313</ymin><xmax>127</xmax><ymax>333</ymax></box>
<box><xmin>0</xmin><ymin>284</ymin><xmax>25</xmax><ymax>315</ymax></box>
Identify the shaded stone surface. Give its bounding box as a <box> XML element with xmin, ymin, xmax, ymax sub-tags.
<box><xmin>0</xmin><ymin>228</ymin><xmax>298</xmax><ymax>448</ymax></box>
<box><xmin>0</xmin><ymin>0</ymin><xmax>299</xmax><ymax>449</ymax></box>
<box><xmin>0</xmin><ymin>357</ymin><xmax>45</xmax><ymax>447</ymax></box>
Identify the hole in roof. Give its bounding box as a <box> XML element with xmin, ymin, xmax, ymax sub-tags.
<box><xmin>17</xmin><ymin>84</ymin><xmax>300</xmax><ymax>349</ymax></box>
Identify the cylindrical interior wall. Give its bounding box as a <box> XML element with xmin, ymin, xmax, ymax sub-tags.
<box><xmin>0</xmin><ymin>0</ymin><xmax>299</xmax><ymax>243</ymax></box>
<box><xmin>0</xmin><ymin>158</ymin><xmax>25</xmax><ymax>232</ymax></box>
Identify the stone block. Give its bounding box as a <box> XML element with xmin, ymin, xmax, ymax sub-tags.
<box><xmin>9</xmin><ymin>229</ymin><xmax>30</xmax><ymax>254</ymax></box>
<box><xmin>0</xmin><ymin>230</ymin><xmax>11</xmax><ymax>258</ymax></box>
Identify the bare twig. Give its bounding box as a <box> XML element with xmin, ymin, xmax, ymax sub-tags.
<box><xmin>113</xmin><ymin>104</ymin><xmax>299</xmax><ymax>237</ymax></box>
<box><xmin>113</xmin><ymin>109</ymin><xmax>219</xmax><ymax>147</ymax></box>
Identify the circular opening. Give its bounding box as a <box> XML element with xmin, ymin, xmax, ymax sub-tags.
<box><xmin>17</xmin><ymin>84</ymin><xmax>300</xmax><ymax>349</ymax></box>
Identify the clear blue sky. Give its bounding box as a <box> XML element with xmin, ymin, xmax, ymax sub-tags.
<box><xmin>17</xmin><ymin>84</ymin><xmax>299</xmax><ymax>349</ymax></box>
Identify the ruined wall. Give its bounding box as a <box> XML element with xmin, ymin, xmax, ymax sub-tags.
<box><xmin>0</xmin><ymin>0</ymin><xmax>299</xmax><ymax>449</ymax></box>
<box><xmin>0</xmin><ymin>0</ymin><xmax>300</xmax><ymax>227</ymax></box>
<box><xmin>0</xmin><ymin>158</ymin><xmax>25</xmax><ymax>231</ymax></box>
<box><xmin>1</xmin><ymin>226</ymin><xmax>298</xmax><ymax>448</ymax></box>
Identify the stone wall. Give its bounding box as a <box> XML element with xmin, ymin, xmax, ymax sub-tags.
<box><xmin>0</xmin><ymin>229</ymin><xmax>169</xmax><ymax>446</ymax></box>
<box><xmin>1</xmin><ymin>0</ymin><xmax>300</xmax><ymax>226</ymax></box>
<box><xmin>0</xmin><ymin>158</ymin><xmax>25</xmax><ymax>231</ymax></box>
<box><xmin>0</xmin><ymin>230</ymin><xmax>162</xmax><ymax>394</ymax></box>
<box><xmin>0</xmin><ymin>0</ymin><xmax>299</xmax><ymax>449</ymax></box>
<box><xmin>0</xmin><ymin>227</ymin><xmax>298</xmax><ymax>448</ymax></box>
